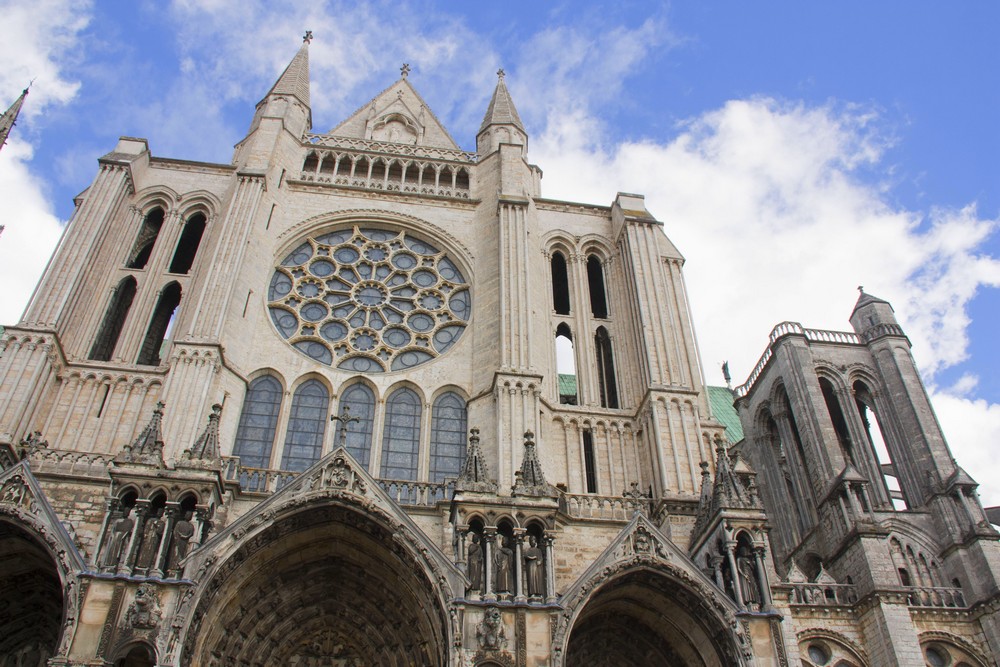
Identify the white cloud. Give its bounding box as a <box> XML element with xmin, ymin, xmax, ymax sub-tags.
<box><xmin>931</xmin><ymin>390</ymin><xmax>1000</xmax><ymax>507</ymax></box>
<box><xmin>0</xmin><ymin>140</ymin><xmax>65</xmax><ymax>324</ymax></box>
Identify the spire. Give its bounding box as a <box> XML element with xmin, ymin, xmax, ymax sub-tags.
<box><xmin>181</xmin><ymin>403</ymin><xmax>222</xmax><ymax>464</ymax></box>
<box><xmin>455</xmin><ymin>428</ymin><xmax>497</xmax><ymax>494</ymax></box>
<box><xmin>479</xmin><ymin>69</ymin><xmax>524</xmax><ymax>133</ymax></box>
<box><xmin>0</xmin><ymin>87</ymin><xmax>29</xmax><ymax>153</ymax></box>
<box><xmin>851</xmin><ymin>285</ymin><xmax>890</xmax><ymax>315</ymax></box>
<box><xmin>512</xmin><ymin>431</ymin><xmax>556</xmax><ymax>497</ymax></box>
<box><xmin>263</xmin><ymin>33</ymin><xmax>312</xmax><ymax>112</ymax></box>
<box><xmin>116</xmin><ymin>402</ymin><xmax>166</xmax><ymax>466</ymax></box>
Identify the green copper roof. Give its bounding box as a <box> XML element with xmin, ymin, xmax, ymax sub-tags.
<box><xmin>558</xmin><ymin>374</ymin><xmax>577</xmax><ymax>396</ymax></box>
<box><xmin>707</xmin><ymin>385</ymin><xmax>743</xmax><ymax>443</ymax></box>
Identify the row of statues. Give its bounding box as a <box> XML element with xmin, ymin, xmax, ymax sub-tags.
<box><xmin>466</xmin><ymin>532</ymin><xmax>547</xmax><ymax>599</ymax></box>
<box><xmin>100</xmin><ymin>501</ymin><xmax>202</xmax><ymax>577</ymax></box>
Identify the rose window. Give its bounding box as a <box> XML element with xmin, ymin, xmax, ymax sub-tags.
<box><xmin>268</xmin><ymin>226</ymin><xmax>471</xmax><ymax>372</ymax></box>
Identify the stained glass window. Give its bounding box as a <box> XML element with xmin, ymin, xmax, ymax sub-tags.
<box><xmin>280</xmin><ymin>379</ymin><xmax>329</xmax><ymax>472</ymax></box>
<box><xmin>335</xmin><ymin>383</ymin><xmax>376</xmax><ymax>466</ymax></box>
<box><xmin>429</xmin><ymin>392</ymin><xmax>467</xmax><ymax>482</ymax></box>
<box><xmin>233</xmin><ymin>376</ymin><xmax>282</xmax><ymax>468</ymax></box>
<box><xmin>380</xmin><ymin>388</ymin><xmax>421</xmax><ymax>480</ymax></box>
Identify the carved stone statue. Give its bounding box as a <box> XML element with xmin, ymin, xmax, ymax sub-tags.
<box><xmin>523</xmin><ymin>535</ymin><xmax>545</xmax><ymax>598</ymax></box>
<box><xmin>101</xmin><ymin>506</ymin><xmax>134</xmax><ymax>569</ymax></box>
<box><xmin>167</xmin><ymin>511</ymin><xmax>195</xmax><ymax>573</ymax></box>
<box><xmin>136</xmin><ymin>510</ymin><xmax>164</xmax><ymax>571</ymax></box>
<box><xmin>467</xmin><ymin>532</ymin><xmax>484</xmax><ymax>592</ymax></box>
<box><xmin>737</xmin><ymin>548</ymin><xmax>760</xmax><ymax>608</ymax></box>
<box><xmin>494</xmin><ymin>535</ymin><xmax>514</xmax><ymax>594</ymax></box>
<box><xmin>125</xmin><ymin>583</ymin><xmax>161</xmax><ymax>629</ymax></box>
<box><xmin>476</xmin><ymin>606</ymin><xmax>506</xmax><ymax>651</ymax></box>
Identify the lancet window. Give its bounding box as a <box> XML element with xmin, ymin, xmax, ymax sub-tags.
<box><xmin>429</xmin><ymin>391</ymin><xmax>468</xmax><ymax>482</ymax></box>
<box><xmin>168</xmin><ymin>213</ymin><xmax>206</xmax><ymax>274</ymax></box>
<box><xmin>89</xmin><ymin>276</ymin><xmax>137</xmax><ymax>361</ymax></box>
<box><xmin>379</xmin><ymin>387</ymin><xmax>421</xmax><ymax>480</ymax></box>
<box><xmin>335</xmin><ymin>383</ymin><xmax>376</xmax><ymax>466</ymax></box>
<box><xmin>232</xmin><ymin>375</ymin><xmax>283</xmax><ymax>468</ymax></box>
<box><xmin>586</xmin><ymin>254</ymin><xmax>608</xmax><ymax>318</ymax></box>
<box><xmin>595</xmin><ymin>326</ymin><xmax>618</xmax><ymax>408</ymax></box>
<box><xmin>137</xmin><ymin>282</ymin><xmax>181</xmax><ymax>366</ymax></box>
<box><xmin>551</xmin><ymin>251</ymin><xmax>571</xmax><ymax>315</ymax></box>
<box><xmin>280</xmin><ymin>379</ymin><xmax>329</xmax><ymax>472</ymax></box>
<box><xmin>126</xmin><ymin>208</ymin><xmax>165</xmax><ymax>270</ymax></box>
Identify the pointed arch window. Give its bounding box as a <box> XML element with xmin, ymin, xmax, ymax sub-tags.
<box><xmin>280</xmin><ymin>379</ymin><xmax>329</xmax><ymax>472</ymax></box>
<box><xmin>335</xmin><ymin>383</ymin><xmax>375</xmax><ymax>466</ymax></box>
<box><xmin>854</xmin><ymin>380</ymin><xmax>907</xmax><ymax>509</ymax></box>
<box><xmin>594</xmin><ymin>326</ymin><xmax>619</xmax><ymax>408</ymax></box>
<box><xmin>168</xmin><ymin>213</ymin><xmax>206</xmax><ymax>274</ymax></box>
<box><xmin>233</xmin><ymin>375</ymin><xmax>282</xmax><ymax>468</ymax></box>
<box><xmin>556</xmin><ymin>323</ymin><xmax>577</xmax><ymax>405</ymax></box>
<box><xmin>380</xmin><ymin>388</ymin><xmax>421</xmax><ymax>480</ymax></box>
<box><xmin>819</xmin><ymin>378</ymin><xmax>855</xmax><ymax>465</ymax></box>
<box><xmin>126</xmin><ymin>208</ymin><xmax>164</xmax><ymax>269</ymax></box>
<box><xmin>137</xmin><ymin>282</ymin><xmax>181</xmax><ymax>366</ymax></box>
<box><xmin>586</xmin><ymin>255</ymin><xmax>609</xmax><ymax>318</ymax></box>
<box><xmin>89</xmin><ymin>276</ymin><xmax>137</xmax><ymax>361</ymax></box>
<box><xmin>429</xmin><ymin>392</ymin><xmax>467</xmax><ymax>482</ymax></box>
<box><xmin>551</xmin><ymin>251</ymin><xmax>571</xmax><ymax>315</ymax></box>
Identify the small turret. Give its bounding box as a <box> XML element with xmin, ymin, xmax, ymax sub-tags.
<box><xmin>477</xmin><ymin>69</ymin><xmax>527</xmax><ymax>156</ymax></box>
<box><xmin>849</xmin><ymin>287</ymin><xmax>906</xmax><ymax>343</ymax></box>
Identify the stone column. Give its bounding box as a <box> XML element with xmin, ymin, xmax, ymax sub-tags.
<box><xmin>725</xmin><ymin>541</ymin><xmax>744</xmax><ymax>607</ymax></box>
<box><xmin>513</xmin><ymin>530</ymin><xmax>526</xmax><ymax>603</ymax></box>
<box><xmin>753</xmin><ymin>545</ymin><xmax>773</xmax><ymax>610</ymax></box>
<box><xmin>94</xmin><ymin>496</ymin><xmax>119</xmax><ymax>570</ymax></box>
<box><xmin>456</xmin><ymin>528</ymin><xmax>468</xmax><ymax>571</ymax></box>
<box><xmin>151</xmin><ymin>502</ymin><xmax>179</xmax><ymax>578</ymax></box>
<box><xmin>120</xmin><ymin>499</ymin><xmax>150</xmax><ymax>576</ymax></box>
<box><xmin>483</xmin><ymin>529</ymin><xmax>496</xmax><ymax>601</ymax></box>
<box><xmin>190</xmin><ymin>506</ymin><xmax>210</xmax><ymax>549</ymax></box>
<box><xmin>544</xmin><ymin>535</ymin><xmax>557</xmax><ymax>603</ymax></box>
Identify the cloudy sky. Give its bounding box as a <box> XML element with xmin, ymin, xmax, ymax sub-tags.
<box><xmin>1</xmin><ymin>1</ymin><xmax>998</xmax><ymax>503</ymax></box>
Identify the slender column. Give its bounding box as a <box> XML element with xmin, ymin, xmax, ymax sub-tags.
<box><xmin>190</xmin><ymin>506</ymin><xmax>210</xmax><ymax>549</ymax></box>
<box><xmin>120</xmin><ymin>499</ymin><xmax>150</xmax><ymax>575</ymax></box>
<box><xmin>456</xmin><ymin>528</ymin><xmax>468</xmax><ymax>570</ymax></box>
<box><xmin>93</xmin><ymin>496</ymin><xmax>119</xmax><ymax>569</ymax></box>
<box><xmin>513</xmin><ymin>530</ymin><xmax>526</xmax><ymax>603</ymax></box>
<box><xmin>151</xmin><ymin>503</ymin><xmax>179</xmax><ymax>578</ymax></box>
<box><xmin>544</xmin><ymin>535</ymin><xmax>556</xmax><ymax>603</ymax></box>
<box><xmin>753</xmin><ymin>546</ymin><xmax>773</xmax><ymax>609</ymax></box>
<box><xmin>483</xmin><ymin>529</ymin><xmax>496</xmax><ymax>601</ymax></box>
<box><xmin>725</xmin><ymin>541</ymin><xmax>744</xmax><ymax>607</ymax></box>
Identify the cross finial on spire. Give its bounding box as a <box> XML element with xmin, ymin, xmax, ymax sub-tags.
<box><xmin>331</xmin><ymin>405</ymin><xmax>360</xmax><ymax>449</ymax></box>
<box><xmin>497</xmin><ymin>68</ymin><xmax>505</xmax><ymax>80</ymax></box>
<box><xmin>857</xmin><ymin>285</ymin><xmax>864</xmax><ymax>294</ymax></box>
<box><xmin>401</xmin><ymin>63</ymin><xmax>411</xmax><ymax>78</ymax></box>
<box><xmin>303</xmin><ymin>30</ymin><xmax>313</xmax><ymax>44</ymax></box>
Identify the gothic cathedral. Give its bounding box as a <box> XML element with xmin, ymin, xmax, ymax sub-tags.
<box><xmin>1</xmin><ymin>37</ymin><xmax>998</xmax><ymax>667</ymax></box>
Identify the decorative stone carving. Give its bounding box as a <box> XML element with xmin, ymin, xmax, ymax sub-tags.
<box><xmin>523</xmin><ymin>535</ymin><xmax>545</xmax><ymax>598</ymax></box>
<box><xmin>101</xmin><ymin>505</ymin><xmax>135</xmax><ymax>571</ymax></box>
<box><xmin>167</xmin><ymin>510</ymin><xmax>195</xmax><ymax>575</ymax></box>
<box><xmin>179</xmin><ymin>403</ymin><xmax>222</xmax><ymax>465</ymax></box>
<box><xmin>467</xmin><ymin>532</ymin><xmax>485</xmax><ymax>592</ymax></box>
<box><xmin>511</xmin><ymin>431</ymin><xmax>556</xmax><ymax>497</ymax></box>
<box><xmin>116</xmin><ymin>402</ymin><xmax>166</xmax><ymax>466</ymax></box>
<box><xmin>125</xmin><ymin>583</ymin><xmax>162</xmax><ymax>630</ymax></box>
<box><xmin>494</xmin><ymin>535</ymin><xmax>514</xmax><ymax>594</ymax></box>
<box><xmin>135</xmin><ymin>510</ymin><xmax>164</xmax><ymax>571</ymax></box>
<box><xmin>455</xmin><ymin>428</ymin><xmax>498</xmax><ymax>493</ymax></box>
<box><xmin>476</xmin><ymin>606</ymin><xmax>507</xmax><ymax>651</ymax></box>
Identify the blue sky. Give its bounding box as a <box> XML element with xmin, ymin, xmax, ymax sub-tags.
<box><xmin>1</xmin><ymin>1</ymin><xmax>999</xmax><ymax>502</ymax></box>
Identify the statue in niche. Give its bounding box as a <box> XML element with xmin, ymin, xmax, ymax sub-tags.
<box><xmin>523</xmin><ymin>535</ymin><xmax>545</xmax><ymax>598</ymax></box>
<box><xmin>101</xmin><ymin>505</ymin><xmax>134</xmax><ymax>569</ymax></box>
<box><xmin>135</xmin><ymin>509</ymin><xmax>164</xmax><ymax>571</ymax></box>
<box><xmin>467</xmin><ymin>532</ymin><xmax>484</xmax><ymax>592</ymax></box>
<box><xmin>167</xmin><ymin>510</ymin><xmax>195</xmax><ymax>574</ymax></box>
<box><xmin>736</xmin><ymin>544</ymin><xmax>760</xmax><ymax>609</ymax></box>
<box><xmin>494</xmin><ymin>535</ymin><xmax>514</xmax><ymax>594</ymax></box>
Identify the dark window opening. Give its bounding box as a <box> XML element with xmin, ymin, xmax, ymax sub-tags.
<box><xmin>302</xmin><ymin>152</ymin><xmax>319</xmax><ymax>172</ymax></box>
<box><xmin>595</xmin><ymin>326</ymin><xmax>619</xmax><ymax>408</ymax></box>
<box><xmin>89</xmin><ymin>276</ymin><xmax>137</xmax><ymax>361</ymax></box>
<box><xmin>116</xmin><ymin>644</ymin><xmax>156</xmax><ymax>667</ymax></box>
<box><xmin>319</xmin><ymin>154</ymin><xmax>335</xmax><ymax>176</ymax></box>
<box><xmin>583</xmin><ymin>430</ymin><xmax>597</xmax><ymax>493</ymax></box>
<box><xmin>280</xmin><ymin>379</ymin><xmax>329</xmax><ymax>472</ymax></box>
<box><xmin>455</xmin><ymin>168</ymin><xmax>470</xmax><ymax>190</ymax></box>
<box><xmin>386</xmin><ymin>160</ymin><xmax>403</xmax><ymax>185</ymax></box>
<box><xmin>898</xmin><ymin>567</ymin><xmax>911</xmax><ymax>586</ymax></box>
<box><xmin>336</xmin><ymin>156</ymin><xmax>352</xmax><ymax>177</ymax></box>
<box><xmin>137</xmin><ymin>282</ymin><xmax>181</xmax><ymax>366</ymax></box>
<box><xmin>551</xmin><ymin>252</ymin><xmax>571</xmax><ymax>315</ymax></box>
<box><xmin>168</xmin><ymin>213</ymin><xmax>206</xmax><ymax>274</ymax></box>
<box><xmin>586</xmin><ymin>255</ymin><xmax>609</xmax><ymax>318</ymax></box>
<box><xmin>854</xmin><ymin>380</ymin><xmax>907</xmax><ymax>510</ymax></box>
<box><xmin>556</xmin><ymin>323</ymin><xmax>577</xmax><ymax>405</ymax></box>
<box><xmin>126</xmin><ymin>208</ymin><xmax>164</xmax><ymax>269</ymax></box>
<box><xmin>820</xmin><ymin>378</ymin><xmax>855</xmax><ymax>465</ymax></box>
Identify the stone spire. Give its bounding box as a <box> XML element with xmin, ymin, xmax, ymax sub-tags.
<box><xmin>264</xmin><ymin>32</ymin><xmax>312</xmax><ymax>111</ymax></box>
<box><xmin>693</xmin><ymin>436</ymin><xmax>758</xmax><ymax>536</ymax></box>
<box><xmin>512</xmin><ymin>431</ymin><xmax>555</xmax><ymax>497</ymax></box>
<box><xmin>479</xmin><ymin>69</ymin><xmax>524</xmax><ymax>133</ymax></box>
<box><xmin>181</xmin><ymin>403</ymin><xmax>222</xmax><ymax>463</ymax></box>
<box><xmin>455</xmin><ymin>428</ymin><xmax>497</xmax><ymax>493</ymax></box>
<box><xmin>0</xmin><ymin>87</ymin><xmax>29</xmax><ymax>153</ymax></box>
<box><xmin>477</xmin><ymin>69</ymin><xmax>527</xmax><ymax>155</ymax></box>
<box><xmin>116</xmin><ymin>402</ymin><xmax>166</xmax><ymax>466</ymax></box>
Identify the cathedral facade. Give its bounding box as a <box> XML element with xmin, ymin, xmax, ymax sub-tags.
<box><xmin>1</xmin><ymin>38</ymin><xmax>998</xmax><ymax>666</ymax></box>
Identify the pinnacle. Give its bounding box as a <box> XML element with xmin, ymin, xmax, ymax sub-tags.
<box><xmin>479</xmin><ymin>69</ymin><xmax>524</xmax><ymax>133</ymax></box>
<box><xmin>264</xmin><ymin>37</ymin><xmax>311</xmax><ymax>111</ymax></box>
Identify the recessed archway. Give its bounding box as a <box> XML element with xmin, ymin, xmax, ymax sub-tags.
<box><xmin>564</xmin><ymin>567</ymin><xmax>737</xmax><ymax>666</ymax></box>
<box><xmin>0</xmin><ymin>520</ymin><xmax>64</xmax><ymax>664</ymax></box>
<box><xmin>183</xmin><ymin>502</ymin><xmax>451</xmax><ymax>666</ymax></box>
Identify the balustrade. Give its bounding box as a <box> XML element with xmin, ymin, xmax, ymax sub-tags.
<box><xmin>561</xmin><ymin>493</ymin><xmax>649</xmax><ymax>521</ymax></box>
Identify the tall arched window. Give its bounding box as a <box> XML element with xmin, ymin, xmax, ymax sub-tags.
<box><xmin>280</xmin><ymin>379</ymin><xmax>329</xmax><ymax>472</ymax></box>
<box><xmin>551</xmin><ymin>251</ymin><xmax>571</xmax><ymax>315</ymax></box>
<box><xmin>819</xmin><ymin>377</ymin><xmax>855</xmax><ymax>465</ymax></box>
<box><xmin>233</xmin><ymin>375</ymin><xmax>283</xmax><ymax>468</ymax></box>
<box><xmin>126</xmin><ymin>208</ymin><xmax>164</xmax><ymax>270</ymax></box>
<box><xmin>137</xmin><ymin>282</ymin><xmax>181</xmax><ymax>366</ymax></box>
<box><xmin>556</xmin><ymin>323</ymin><xmax>577</xmax><ymax>405</ymax></box>
<box><xmin>380</xmin><ymin>388</ymin><xmax>421</xmax><ymax>480</ymax></box>
<box><xmin>335</xmin><ymin>383</ymin><xmax>375</xmax><ymax>466</ymax></box>
<box><xmin>594</xmin><ymin>326</ymin><xmax>619</xmax><ymax>408</ymax></box>
<box><xmin>429</xmin><ymin>392</ymin><xmax>467</xmax><ymax>482</ymax></box>
<box><xmin>168</xmin><ymin>213</ymin><xmax>206</xmax><ymax>274</ymax></box>
<box><xmin>854</xmin><ymin>380</ymin><xmax>906</xmax><ymax>509</ymax></box>
<box><xmin>89</xmin><ymin>276</ymin><xmax>137</xmax><ymax>361</ymax></box>
<box><xmin>586</xmin><ymin>254</ymin><xmax>609</xmax><ymax>318</ymax></box>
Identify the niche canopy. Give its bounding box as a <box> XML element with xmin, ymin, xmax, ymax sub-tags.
<box><xmin>268</xmin><ymin>225</ymin><xmax>471</xmax><ymax>372</ymax></box>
